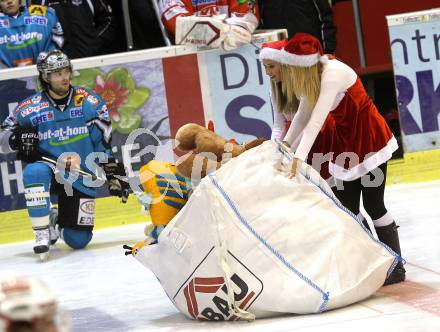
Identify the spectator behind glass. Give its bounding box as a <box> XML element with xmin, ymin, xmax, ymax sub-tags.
<box><xmin>0</xmin><ymin>0</ymin><xmax>63</xmax><ymax>68</ymax></box>
<box><xmin>158</xmin><ymin>0</ymin><xmax>259</xmax><ymax>49</ymax></box>
<box><xmin>28</xmin><ymin>0</ymin><xmax>117</xmax><ymax>58</ymax></box>
<box><xmin>128</xmin><ymin>0</ymin><xmax>166</xmax><ymax>49</ymax></box>
<box><xmin>258</xmin><ymin>0</ymin><xmax>336</xmax><ymax>54</ymax></box>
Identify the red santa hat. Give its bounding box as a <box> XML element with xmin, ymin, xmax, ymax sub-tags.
<box><xmin>260</xmin><ymin>33</ymin><xmax>326</xmax><ymax>67</ymax></box>
<box><xmin>258</xmin><ymin>39</ymin><xmax>288</xmax><ymax>63</ymax></box>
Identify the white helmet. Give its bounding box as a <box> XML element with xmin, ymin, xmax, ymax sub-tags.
<box><xmin>36</xmin><ymin>50</ymin><xmax>72</xmax><ymax>78</ymax></box>
<box><xmin>0</xmin><ymin>276</ymin><xmax>57</xmax><ymax>325</ymax></box>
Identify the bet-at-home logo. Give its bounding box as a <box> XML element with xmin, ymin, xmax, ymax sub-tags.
<box><xmin>0</xmin><ymin>32</ymin><xmax>43</xmax><ymax>49</ymax></box>
<box><xmin>38</xmin><ymin>126</ymin><xmax>89</xmax><ymax>146</ymax></box>
<box><xmin>174</xmin><ymin>248</ymin><xmax>263</xmax><ymax>321</ymax></box>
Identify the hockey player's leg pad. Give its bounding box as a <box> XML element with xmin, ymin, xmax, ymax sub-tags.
<box><xmin>62</xmin><ymin>228</ymin><xmax>93</xmax><ymax>249</ymax></box>
<box><xmin>56</xmin><ymin>185</ymin><xmax>94</xmax><ymax>233</ymax></box>
<box><xmin>23</xmin><ymin>162</ymin><xmax>52</xmax><ymax>218</ymax></box>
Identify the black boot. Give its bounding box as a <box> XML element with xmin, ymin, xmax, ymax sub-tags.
<box><xmin>361</xmin><ymin>218</ymin><xmax>371</xmax><ymax>232</ymax></box>
<box><xmin>375</xmin><ymin>222</ymin><xmax>406</xmax><ymax>285</ymax></box>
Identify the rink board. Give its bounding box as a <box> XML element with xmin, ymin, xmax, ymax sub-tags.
<box><xmin>387</xmin><ymin>8</ymin><xmax>440</xmax><ymax>152</ymax></box>
<box><xmin>1</xmin><ymin>141</ymin><xmax>439</xmax><ymax>245</ymax></box>
<box><xmin>0</xmin><ymin>30</ymin><xmax>284</xmax><ymax>214</ymax></box>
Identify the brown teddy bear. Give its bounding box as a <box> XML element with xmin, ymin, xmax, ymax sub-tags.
<box><xmin>174</xmin><ymin>123</ymin><xmax>265</xmax><ymax>179</ymax></box>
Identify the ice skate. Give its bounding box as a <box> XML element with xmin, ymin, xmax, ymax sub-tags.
<box><xmin>33</xmin><ymin>227</ymin><xmax>50</xmax><ymax>261</ymax></box>
<box><xmin>49</xmin><ymin>207</ymin><xmax>60</xmax><ymax>245</ymax></box>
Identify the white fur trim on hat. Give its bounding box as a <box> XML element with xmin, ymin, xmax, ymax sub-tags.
<box><xmin>277</xmin><ymin>50</ymin><xmax>320</xmax><ymax>67</ymax></box>
<box><xmin>260</xmin><ymin>48</ymin><xmax>328</xmax><ymax>67</ymax></box>
<box><xmin>320</xmin><ymin>55</ymin><xmax>329</xmax><ymax>64</ymax></box>
<box><xmin>259</xmin><ymin>47</ymin><xmax>285</xmax><ymax>63</ymax></box>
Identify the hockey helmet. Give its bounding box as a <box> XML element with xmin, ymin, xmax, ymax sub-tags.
<box><xmin>0</xmin><ymin>276</ymin><xmax>57</xmax><ymax>323</ymax></box>
<box><xmin>37</xmin><ymin>50</ymin><xmax>72</xmax><ymax>78</ymax></box>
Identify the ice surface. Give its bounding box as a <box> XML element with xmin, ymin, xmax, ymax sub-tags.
<box><xmin>1</xmin><ymin>180</ymin><xmax>439</xmax><ymax>332</ymax></box>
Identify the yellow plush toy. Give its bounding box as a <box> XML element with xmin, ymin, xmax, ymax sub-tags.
<box><xmin>137</xmin><ymin>160</ymin><xmax>190</xmax><ymax>244</ymax></box>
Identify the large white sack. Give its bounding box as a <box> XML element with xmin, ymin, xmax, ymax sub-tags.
<box><xmin>134</xmin><ymin>140</ymin><xmax>399</xmax><ymax>321</ymax></box>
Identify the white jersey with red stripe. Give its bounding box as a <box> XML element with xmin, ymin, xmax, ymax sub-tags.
<box><xmin>159</xmin><ymin>0</ymin><xmax>258</xmax><ymax>36</ymax></box>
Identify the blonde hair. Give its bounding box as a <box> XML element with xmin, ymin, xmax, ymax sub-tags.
<box><xmin>270</xmin><ymin>65</ymin><xmax>299</xmax><ymax>114</ymax></box>
<box><xmin>270</xmin><ymin>80</ymin><xmax>296</xmax><ymax>114</ymax></box>
<box><xmin>271</xmin><ymin>63</ymin><xmax>323</xmax><ymax>114</ymax></box>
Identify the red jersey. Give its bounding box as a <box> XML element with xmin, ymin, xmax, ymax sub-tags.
<box><xmin>159</xmin><ymin>0</ymin><xmax>259</xmax><ymax>36</ymax></box>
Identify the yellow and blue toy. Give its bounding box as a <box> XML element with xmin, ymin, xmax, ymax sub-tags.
<box><xmin>138</xmin><ymin>160</ymin><xmax>190</xmax><ymax>243</ymax></box>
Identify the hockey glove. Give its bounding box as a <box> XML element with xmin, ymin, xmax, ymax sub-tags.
<box><xmin>102</xmin><ymin>159</ymin><xmax>130</xmax><ymax>200</ymax></box>
<box><xmin>9</xmin><ymin>126</ymin><xmax>40</xmax><ymax>162</ymax></box>
<box><xmin>175</xmin><ymin>14</ymin><xmax>255</xmax><ymax>50</ymax></box>
<box><xmin>222</xmin><ymin>13</ymin><xmax>258</xmax><ymax>50</ymax></box>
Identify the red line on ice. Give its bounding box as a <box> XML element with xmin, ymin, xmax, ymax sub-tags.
<box><xmin>378</xmin><ymin>280</ymin><xmax>440</xmax><ymax>316</ymax></box>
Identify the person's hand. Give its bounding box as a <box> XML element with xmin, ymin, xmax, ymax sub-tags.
<box><xmin>9</xmin><ymin>126</ymin><xmax>40</xmax><ymax>162</ymax></box>
<box><xmin>289</xmin><ymin>157</ymin><xmax>302</xmax><ymax>178</ymax></box>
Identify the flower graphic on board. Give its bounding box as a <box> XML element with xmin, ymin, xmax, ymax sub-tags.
<box><xmin>94</xmin><ymin>76</ymin><xmax>129</xmax><ymax>122</ymax></box>
<box><xmin>71</xmin><ymin>67</ymin><xmax>150</xmax><ymax>134</ymax></box>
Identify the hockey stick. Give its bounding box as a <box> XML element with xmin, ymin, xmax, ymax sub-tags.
<box><xmin>41</xmin><ymin>156</ymin><xmax>101</xmax><ymax>181</ymax></box>
<box><xmin>41</xmin><ymin>156</ymin><xmax>131</xmax><ymax>203</ymax></box>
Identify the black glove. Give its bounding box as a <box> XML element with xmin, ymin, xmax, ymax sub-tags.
<box><xmin>102</xmin><ymin>159</ymin><xmax>130</xmax><ymax>201</ymax></box>
<box><xmin>9</xmin><ymin>126</ymin><xmax>40</xmax><ymax>162</ymax></box>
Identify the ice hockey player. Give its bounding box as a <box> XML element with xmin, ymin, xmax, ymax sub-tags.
<box><xmin>0</xmin><ymin>50</ymin><xmax>128</xmax><ymax>260</ymax></box>
<box><xmin>159</xmin><ymin>0</ymin><xmax>259</xmax><ymax>50</ymax></box>
<box><xmin>0</xmin><ymin>0</ymin><xmax>63</xmax><ymax>68</ymax></box>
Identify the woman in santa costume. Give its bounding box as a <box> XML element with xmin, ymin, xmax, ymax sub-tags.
<box><xmin>259</xmin><ymin>33</ymin><xmax>405</xmax><ymax>285</ymax></box>
<box><xmin>263</xmin><ymin>38</ymin><xmax>335</xmax><ymax>183</ymax></box>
